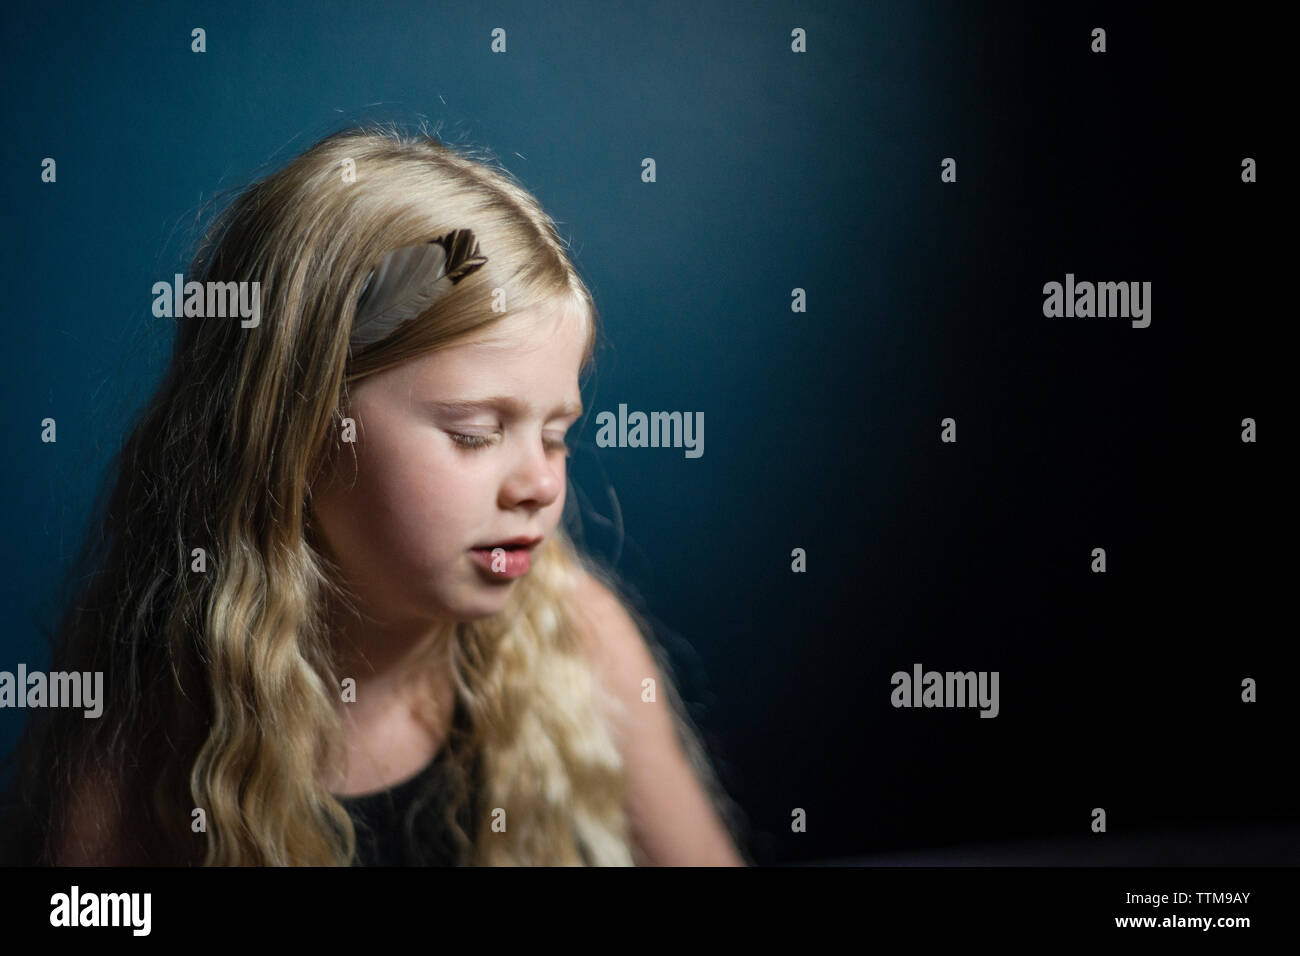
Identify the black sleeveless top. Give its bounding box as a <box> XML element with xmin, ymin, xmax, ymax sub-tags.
<box><xmin>335</xmin><ymin>698</ymin><xmax>480</xmax><ymax>866</ymax></box>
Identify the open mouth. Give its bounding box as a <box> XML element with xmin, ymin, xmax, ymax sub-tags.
<box><xmin>468</xmin><ymin>537</ymin><xmax>540</xmax><ymax>579</ymax></box>
<box><xmin>472</xmin><ymin>536</ymin><xmax>542</xmax><ymax>552</ymax></box>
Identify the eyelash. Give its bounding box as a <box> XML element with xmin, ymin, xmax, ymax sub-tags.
<box><xmin>450</xmin><ymin>432</ymin><xmax>571</xmax><ymax>457</ymax></box>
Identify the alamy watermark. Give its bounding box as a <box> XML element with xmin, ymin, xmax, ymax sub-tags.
<box><xmin>1042</xmin><ymin>273</ymin><xmax>1151</xmax><ymax>328</ymax></box>
<box><xmin>594</xmin><ymin>404</ymin><xmax>703</xmax><ymax>458</ymax></box>
<box><xmin>0</xmin><ymin>665</ymin><xmax>103</xmax><ymax>717</ymax></box>
<box><xmin>50</xmin><ymin>886</ymin><xmax>151</xmax><ymax>936</ymax></box>
<box><xmin>152</xmin><ymin>274</ymin><xmax>260</xmax><ymax>328</ymax></box>
<box><xmin>890</xmin><ymin>663</ymin><xmax>999</xmax><ymax>718</ymax></box>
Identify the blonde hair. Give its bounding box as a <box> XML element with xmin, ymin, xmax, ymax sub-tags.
<box><xmin>6</xmin><ymin>125</ymin><xmax>748</xmax><ymax>866</ymax></box>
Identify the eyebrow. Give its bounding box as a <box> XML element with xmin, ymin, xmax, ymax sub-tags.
<box><xmin>428</xmin><ymin>396</ymin><xmax>584</xmax><ymax>419</ymax></box>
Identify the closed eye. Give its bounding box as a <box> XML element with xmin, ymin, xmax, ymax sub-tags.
<box><xmin>449</xmin><ymin>432</ymin><xmax>497</xmax><ymax>450</ymax></box>
<box><xmin>449</xmin><ymin>431</ymin><xmax>571</xmax><ymax>457</ymax></box>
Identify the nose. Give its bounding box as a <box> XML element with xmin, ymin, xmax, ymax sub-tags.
<box><xmin>498</xmin><ymin>434</ymin><xmax>563</xmax><ymax>511</ymax></box>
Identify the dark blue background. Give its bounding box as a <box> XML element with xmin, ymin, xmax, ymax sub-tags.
<box><xmin>1</xmin><ymin>1</ymin><xmax>1292</xmax><ymax>865</ymax></box>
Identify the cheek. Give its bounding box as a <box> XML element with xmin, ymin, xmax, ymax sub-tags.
<box><xmin>549</xmin><ymin>476</ymin><xmax>567</xmax><ymax>522</ymax></box>
<box><xmin>360</xmin><ymin>434</ymin><xmax>479</xmax><ymax>554</ymax></box>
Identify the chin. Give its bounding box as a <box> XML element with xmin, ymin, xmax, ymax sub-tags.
<box><xmin>442</xmin><ymin>589</ymin><xmax>515</xmax><ymax>623</ymax></box>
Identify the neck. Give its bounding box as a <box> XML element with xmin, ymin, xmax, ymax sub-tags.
<box><xmin>326</xmin><ymin>592</ymin><xmax>458</xmax><ymax>723</ymax></box>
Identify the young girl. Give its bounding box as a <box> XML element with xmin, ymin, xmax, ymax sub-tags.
<box><xmin>4</xmin><ymin>126</ymin><xmax>748</xmax><ymax>866</ymax></box>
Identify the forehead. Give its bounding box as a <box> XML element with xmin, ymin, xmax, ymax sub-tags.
<box><xmin>458</xmin><ymin>298</ymin><xmax>591</xmax><ymax>355</ymax></box>
<box><xmin>394</xmin><ymin>299</ymin><xmax>590</xmax><ymax>400</ymax></box>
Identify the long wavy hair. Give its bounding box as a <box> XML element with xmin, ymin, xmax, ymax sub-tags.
<box><xmin>3</xmin><ymin>126</ymin><xmax>747</xmax><ymax>866</ymax></box>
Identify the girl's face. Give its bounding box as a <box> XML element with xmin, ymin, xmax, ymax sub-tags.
<box><xmin>310</xmin><ymin>301</ymin><xmax>588</xmax><ymax>626</ymax></box>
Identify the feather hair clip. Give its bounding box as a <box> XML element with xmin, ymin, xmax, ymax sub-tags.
<box><xmin>350</xmin><ymin>228</ymin><xmax>488</xmax><ymax>347</ymax></box>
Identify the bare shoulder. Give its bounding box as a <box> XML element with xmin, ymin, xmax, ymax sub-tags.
<box><xmin>570</xmin><ymin>567</ymin><xmax>654</xmax><ymax>676</ymax></box>
<box><xmin>569</xmin><ymin>567</ymin><xmax>676</xmax><ymax>722</ymax></box>
<box><xmin>569</xmin><ymin>565</ymin><xmax>746</xmax><ymax>866</ymax></box>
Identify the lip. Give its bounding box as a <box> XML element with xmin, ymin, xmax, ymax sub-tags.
<box><xmin>471</xmin><ymin>535</ymin><xmax>542</xmax><ymax>550</ymax></box>
<box><xmin>469</xmin><ymin>539</ymin><xmax>539</xmax><ymax>580</ymax></box>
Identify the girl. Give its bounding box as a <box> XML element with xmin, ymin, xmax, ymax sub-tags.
<box><xmin>4</xmin><ymin>126</ymin><xmax>749</xmax><ymax>866</ymax></box>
